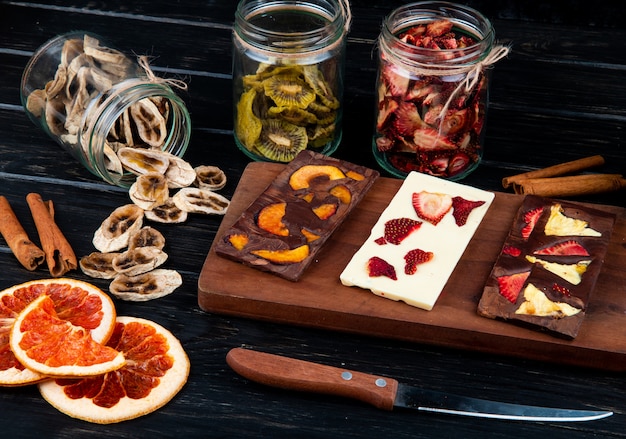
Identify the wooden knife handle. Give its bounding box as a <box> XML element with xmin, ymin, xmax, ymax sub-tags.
<box><xmin>226</xmin><ymin>348</ymin><xmax>398</xmax><ymax>410</ymax></box>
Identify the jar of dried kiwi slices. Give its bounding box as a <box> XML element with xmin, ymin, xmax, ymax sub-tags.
<box><xmin>21</xmin><ymin>31</ymin><xmax>191</xmax><ymax>187</ymax></box>
<box><xmin>232</xmin><ymin>0</ymin><xmax>351</xmax><ymax>162</ymax></box>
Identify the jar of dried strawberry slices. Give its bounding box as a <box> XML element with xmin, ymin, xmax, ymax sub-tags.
<box><xmin>232</xmin><ymin>0</ymin><xmax>351</xmax><ymax>163</ymax></box>
<box><xmin>21</xmin><ymin>31</ymin><xmax>191</xmax><ymax>187</ymax></box>
<box><xmin>373</xmin><ymin>2</ymin><xmax>509</xmax><ymax>180</ymax></box>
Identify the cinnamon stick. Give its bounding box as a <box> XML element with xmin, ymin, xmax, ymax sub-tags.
<box><xmin>502</xmin><ymin>155</ymin><xmax>605</xmax><ymax>189</ymax></box>
<box><xmin>0</xmin><ymin>196</ymin><xmax>45</xmax><ymax>271</ymax></box>
<box><xmin>513</xmin><ymin>174</ymin><xmax>626</xmax><ymax>197</ymax></box>
<box><xmin>26</xmin><ymin>193</ymin><xmax>77</xmax><ymax>277</ymax></box>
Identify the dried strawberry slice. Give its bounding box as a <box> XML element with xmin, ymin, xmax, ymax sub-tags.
<box><xmin>502</xmin><ymin>245</ymin><xmax>522</xmax><ymax>257</ymax></box>
<box><xmin>496</xmin><ymin>271</ymin><xmax>530</xmax><ymax>303</ymax></box>
<box><xmin>382</xmin><ymin>217</ymin><xmax>422</xmax><ymax>245</ymax></box>
<box><xmin>367</xmin><ymin>256</ymin><xmax>397</xmax><ymax>280</ymax></box>
<box><xmin>451</xmin><ymin>196</ymin><xmax>486</xmax><ymax>226</ymax></box>
<box><xmin>382</xmin><ymin>67</ymin><xmax>409</xmax><ymax>97</ymax></box>
<box><xmin>404</xmin><ymin>248</ymin><xmax>433</xmax><ymax>275</ymax></box>
<box><xmin>413</xmin><ymin>128</ymin><xmax>456</xmax><ymax>151</ymax></box>
<box><xmin>412</xmin><ymin>191</ymin><xmax>452</xmax><ymax>226</ymax></box>
<box><xmin>533</xmin><ymin>240</ymin><xmax>590</xmax><ymax>257</ymax></box>
<box><xmin>393</xmin><ymin>102</ymin><xmax>426</xmax><ymax>136</ymax></box>
<box><xmin>521</xmin><ymin>207</ymin><xmax>543</xmax><ymax>240</ymax></box>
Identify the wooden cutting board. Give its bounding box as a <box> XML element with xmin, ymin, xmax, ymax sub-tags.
<box><xmin>198</xmin><ymin>162</ymin><xmax>626</xmax><ymax>371</ymax></box>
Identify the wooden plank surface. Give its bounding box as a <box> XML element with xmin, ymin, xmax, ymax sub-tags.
<box><xmin>198</xmin><ymin>162</ymin><xmax>626</xmax><ymax>371</ymax></box>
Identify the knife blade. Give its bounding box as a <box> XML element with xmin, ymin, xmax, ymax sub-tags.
<box><xmin>226</xmin><ymin>348</ymin><xmax>612</xmax><ymax>422</ymax></box>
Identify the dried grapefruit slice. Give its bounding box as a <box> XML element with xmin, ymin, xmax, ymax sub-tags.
<box><xmin>39</xmin><ymin>316</ymin><xmax>190</xmax><ymax>424</ymax></box>
<box><xmin>0</xmin><ymin>278</ymin><xmax>117</xmax><ymax>386</ymax></box>
<box><xmin>10</xmin><ymin>294</ymin><xmax>124</xmax><ymax>378</ymax></box>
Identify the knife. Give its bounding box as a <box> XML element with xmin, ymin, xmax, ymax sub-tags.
<box><xmin>226</xmin><ymin>348</ymin><xmax>612</xmax><ymax>422</ymax></box>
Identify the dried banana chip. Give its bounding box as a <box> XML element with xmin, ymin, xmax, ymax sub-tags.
<box><xmin>165</xmin><ymin>155</ymin><xmax>196</xmax><ymax>188</ymax></box>
<box><xmin>110</xmin><ymin>269</ymin><xmax>182</xmax><ymax>302</ymax></box>
<box><xmin>129</xmin><ymin>172</ymin><xmax>169</xmax><ymax>210</ymax></box>
<box><xmin>129</xmin><ymin>98</ymin><xmax>167</xmax><ymax>148</ymax></box>
<box><xmin>93</xmin><ymin>204</ymin><xmax>144</xmax><ymax>252</ymax></box>
<box><xmin>128</xmin><ymin>226</ymin><xmax>166</xmax><ymax>250</ymax></box>
<box><xmin>79</xmin><ymin>251</ymin><xmax>120</xmax><ymax>279</ymax></box>
<box><xmin>83</xmin><ymin>34</ymin><xmax>128</xmax><ymax>66</ymax></box>
<box><xmin>194</xmin><ymin>165</ymin><xmax>227</xmax><ymax>190</ymax></box>
<box><xmin>112</xmin><ymin>246</ymin><xmax>168</xmax><ymax>276</ymax></box>
<box><xmin>144</xmin><ymin>198</ymin><xmax>188</xmax><ymax>224</ymax></box>
<box><xmin>118</xmin><ymin>147</ymin><xmax>170</xmax><ymax>175</ymax></box>
<box><xmin>104</xmin><ymin>142</ymin><xmax>124</xmax><ymax>174</ymax></box>
<box><xmin>172</xmin><ymin>188</ymin><xmax>230</xmax><ymax>215</ymax></box>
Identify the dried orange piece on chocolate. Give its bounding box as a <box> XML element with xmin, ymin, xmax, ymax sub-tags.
<box><xmin>301</xmin><ymin>228</ymin><xmax>320</xmax><ymax>242</ymax></box>
<box><xmin>257</xmin><ymin>203</ymin><xmax>289</xmax><ymax>236</ymax></box>
<box><xmin>228</xmin><ymin>233</ymin><xmax>249</xmax><ymax>250</ymax></box>
<box><xmin>312</xmin><ymin>203</ymin><xmax>337</xmax><ymax>220</ymax></box>
<box><xmin>289</xmin><ymin>165</ymin><xmax>346</xmax><ymax>190</ymax></box>
<box><xmin>330</xmin><ymin>184</ymin><xmax>352</xmax><ymax>204</ymax></box>
<box><xmin>251</xmin><ymin>244</ymin><xmax>309</xmax><ymax>264</ymax></box>
<box><xmin>346</xmin><ymin>170</ymin><xmax>364</xmax><ymax>181</ymax></box>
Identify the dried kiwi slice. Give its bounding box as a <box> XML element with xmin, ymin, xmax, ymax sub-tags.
<box><xmin>255</xmin><ymin>119</ymin><xmax>308</xmax><ymax>162</ymax></box>
<box><xmin>263</xmin><ymin>74</ymin><xmax>316</xmax><ymax>109</ymax></box>
<box><xmin>302</xmin><ymin>65</ymin><xmax>340</xmax><ymax>110</ymax></box>
<box><xmin>267</xmin><ymin>106</ymin><xmax>319</xmax><ymax>125</ymax></box>
<box><xmin>236</xmin><ymin>88</ymin><xmax>262</xmax><ymax>150</ymax></box>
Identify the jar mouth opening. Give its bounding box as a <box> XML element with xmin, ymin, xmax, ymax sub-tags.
<box><xmin>234</xmin><ymin>0</ymin><xmax>347</xmax><ymax>54</ymax></box>
<box><xmin>381</xmin><ymin>1</ymin><xmax>494</xmax><ymax>61</ymax></box>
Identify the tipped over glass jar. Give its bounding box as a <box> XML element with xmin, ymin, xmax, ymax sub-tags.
<box><xmin>372</xmin><ymin>2</ymin><xmax>509</xmax><ymax>180</ymax></box>
<box><xmin>21</xmin><ymin>32</ymin><xmax>191</xmax><ymax>187</ymax></box>
<box><xmin>232</xmin><ymin>0</ymin><xmax>351</xmax><ymax>163</ymax></box>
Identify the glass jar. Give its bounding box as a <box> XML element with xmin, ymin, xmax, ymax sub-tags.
<box><xmin>232</xmin><ymin>0</ymin><xmax>350</xmax><ymax>163</ymax></box>
<box><xmin>21</xmin><ymin>31</ymin><xmax>191</xmax><ymax>187</ymax></box>
<box><xmin>372</xmin><ymin>2</ymin><xmax>508</xmax><ymax>180</ymax></box>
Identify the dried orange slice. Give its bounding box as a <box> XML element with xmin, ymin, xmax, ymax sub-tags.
<box><xmin>39</xmin><ymin>316</ymin><xmax>190</xmax><ymax>424</ymax></box>
<box><xmin>10</xmin><ymin>294</ymin><xmax>124</xmax><ymax>378</ymax></box>
<box><xmin>0</xmin><ymin>278</ymin><xmax>117</xmax><ymax>386</ymax></box>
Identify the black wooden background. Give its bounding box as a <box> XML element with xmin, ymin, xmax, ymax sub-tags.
<box><xmin>0</xmin><ymin>1</ymin><xmax>625</xmax><ymax>438</ymax></box>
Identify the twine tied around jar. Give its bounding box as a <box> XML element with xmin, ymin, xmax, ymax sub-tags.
<box><xmin>138</xmin><ymin>55</ymin><xmax>189</xmax><ymax>91</ymax></box>
<box><xmin>433</xmin><ymin>45</ymin><xmax>510</xmax><ymax>124</ymax></box>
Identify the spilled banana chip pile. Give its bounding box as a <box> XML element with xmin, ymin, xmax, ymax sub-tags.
<box><xmin>80</xmin><ymin>149</ymin><xmax>230</xmax><ymax>301</ymax></box>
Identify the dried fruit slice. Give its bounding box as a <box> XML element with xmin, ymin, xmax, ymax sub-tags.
<box><xmin>312</xmin><ymin>203</ymin><xmax>337</xmax><ymax>220</ymax></box>
<box><xmin>257</xmin><ymin>203</ymin><xmax>289</xmax><ymax>236</ymax></box>
<box><xmin>451</xmin><ymin>196</ymin><xmax>486</xmax><ymax>226</ymax></box>
<box><xmin>164</xmin><ymin>154</ymin><xmax>196</xmax><ymax>189</ymax></box>
<box><xmin>412</xmin><ymin>191</ymin><xmax>453</xmax><ymax>225</ymax></box>
<box><xmin>515</xmin><ymin>283</ymin><xmax>581</xmax><ymax>317</ymax></box>
<box><xmin>117</xmin><ymin>147</ymin><xmax>170</xmax><ymax>176</ymax></box>
<box><xmin>263</xmin><ymin>74</ymin><xmax>316</xmax><ymax>109</ymax></box>
<box><xmin>128</xmin><ymin>226</ymin><xmax>166</xmax><ymax>251</ymax></box>
<box><xmin>381</xmin><ymin>217</ymin><xmax>422</xmax><ymax>245</ymax></box>
<box><xmin>93</xmin><ymin>204</ymin><xmax>144</xmax><ymax>253</ymax></box>
<box><xmin>194</xmin><ymin>165</ymin><xmax>227</xmax><ymax>190</ymax></box>
<box><xmin>172</xmin><ymin>188</ymin><xmax>230</xmax><ymax>215</ymax></box>
<box><xmin>255</xmin><ymin>119</ymin><xmax>308</xmax><ymax>162</ymax></box>
<box><xmin>129</xmin><ymin>172</ymin><xmax>169</xmax><ymax>210</ymax></box>
<box><xmin>10</xmin><ymin>295</ymin><xmax>124</xmax><ymax>378</ymax></box>
<box><xmin>544</xmin><ymin>204</ymin><xmax>601</xmax><ymax>237</ymax></box>
<box><xmin>39</xmin><ymin>316</ymin><xmax>190</xmax><ymax>424</ymax></box>
<box><xmin>496</xmin><ymin>271</ymin><xmax>531</xmax><ymax>303</ymax></box>
<box><xmin>533</xmin><ymin>240</ymin><xmax>590</xmax><ymax>257</ymax></box>
<box><xmin>366</xmin><ymin>256</ymin><xmax>397</xmax><ymax>280</ymax></box>
<box><xmin>112</xmin><ymin>246</ymin><xmax>168</xmax><ymax>276</ymax></box>
<box><xmin>109</xmin><ymin>269</ymin><xmax>182</xmax><ymax>302</ymax></box>
<box><xmin>129</xmin><ymin>98</ymin><xmax>167</xmax><ymax>147</ymax></box>
<box><xmin>404</xmin><ymin>248</ymin><xmax>433</xmax><ymax>275</ymax></box>
<box><xmin>0</xmin><ymin>279</ymin><xmax>117</xmax><ymax>386</ymax></box>
<box><xmin>144</xmin><ymin>198</ymin><xmax>188</xmax><ymax>224</ymax></box>
<box><xmin>228</xmin><ymin>233</ymin><xmax>249</xmax><ymax>251</ymax></box>
<box><xmin>525</xmin><ymin>256</ymin><xmax>590</xmax><ymax>285</ymax></box>
<box><xmin>250</xmin><ymin>244</ymin><xmax>309</xmax><ymax>265</ymax></box>
<box><xmin>329</xmin><ymin>184</ymin><xmax>351</xmax><ymax>204</ymax></box>
<box><xmin>235</xmin><ymin>88</ymin><xmax>262</xmax><ymax>150</ymax></box>
<box><xmin>521</xmin><ymin>206</ymin><xmax>543</xmax><ymax>240</ymax></box>
<box><xmin>288</xmin><ymin>164</ymin><xmax>346</xmax><ymax>190</ymax></box>
<box><xmin>413</xmin><ymin>128</ymin><xmax>456</xmax><ymax>151</ymax></box>
<box><xmin>79</xmin><ymin>252</ymin><xmax>119</xmax><ymax>279</ymax></box>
